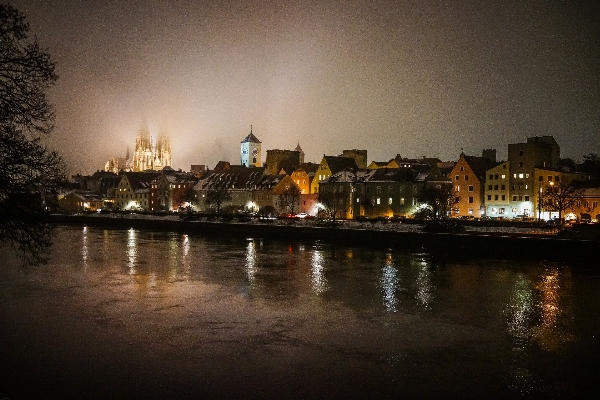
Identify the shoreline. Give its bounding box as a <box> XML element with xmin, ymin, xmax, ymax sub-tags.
<box><xmin>47</xmin><ymin>214</ymin><xmax>598</xmax><ymax>261</ymax></box>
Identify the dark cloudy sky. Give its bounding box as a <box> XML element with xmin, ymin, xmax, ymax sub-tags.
<box><xmin>12</xmin><ymin>0</ymin><xmax>600</xmax><ymax>173</ymax></box>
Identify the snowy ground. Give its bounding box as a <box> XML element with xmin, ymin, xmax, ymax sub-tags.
<box><xmin>80</xmin><ymin>213</ymin><xmax>559</xmax><ymax>236</ymax></box>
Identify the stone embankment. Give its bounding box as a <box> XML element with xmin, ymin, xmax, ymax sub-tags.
<box><xmin>48</xmin><ymin>213</ymin><xmax>598</xmax><ymax>261</ymax></box>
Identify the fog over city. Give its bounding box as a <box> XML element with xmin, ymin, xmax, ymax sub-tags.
<box><xmin>13</xmin><ymin>0</ymin><xmax>600</xmax><ymax>173</ymax></box>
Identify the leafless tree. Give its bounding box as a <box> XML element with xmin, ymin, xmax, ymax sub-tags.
<box><xmin>279</xmin><ymin>183</ymin><xmax>301</xmax><ymax>215</ymax></box>
<box><xmin>1</xmin><ymin>4</ymin><xmax>63</xmax><ymax>264</ymax></box>
<box><xmin>318</xmin><ymin>185</ymin><xmax>346</xmax><ymax>225</ymax></box>
<box><xmin>205</xmin><ymin>188</ymin><xmax>231</xmax><ymax>215</ymax></box>
<box><xmin>541</xmin><ymin>178</ymin><xmax>584</xmax><ymax>223</ymax></box>
<box><xmin>415</xmin><ymin>183</ymin><xmax>459</xmax><ymax>220</ymax></box>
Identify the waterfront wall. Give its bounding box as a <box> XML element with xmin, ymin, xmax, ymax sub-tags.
<box><xmin>48</xmin><ymin>214</ymin><xmax>598</xmax><ymax>261</ymax></box>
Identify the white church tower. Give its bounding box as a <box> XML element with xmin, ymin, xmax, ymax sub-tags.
<box><xmin>240</xmin><ymin>125</ymin><xmax>261</xmax><ymax>168</ymax></box>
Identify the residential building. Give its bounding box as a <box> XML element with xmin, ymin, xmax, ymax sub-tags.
<box><xmin>451</xmin><ymin>153</ymin><xmax>498</xmax><ymax>218</ymax></box>
<box><xmin>291</xmin><ymin>162</ymin><xmax>318</xmax><ymax>194</ymax></box>
<box><xmin>114</xmin><ymin>172</ymin><xmax>159</xmax><ymax>211</ymax></box>
<box><xmin>484</xmin><ymin>161</ymin><xmax>511</xmax><ymax>218</ymax></box>
<box><xmin>506</xmin><ymin>136</ymin><xmax>560</xmax><ymax>217</ymax></box>
<box><xmin>149</xmin><ymin>169</ymin><xmax>199</xmax><ymax>211</ymax></box>
<box><xmin>311</xmin><ymin>156</ymin><xmax>358</xmax><ymax>194</ymax></box>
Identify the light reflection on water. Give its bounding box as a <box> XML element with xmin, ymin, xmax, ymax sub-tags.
<box><xmin>4</xmin><ymin>226</ymin><xmax>595</xmax><ymax>398</ymax></box>
<box><xmin>310</xmin><ymin>248</ymin><xmax>328</xmax><ymax>294</ymax></box>
<box><xmin>380</xmin><ymin>253</ymin><xmax>399</xmax><ymax>312</ymax></box>
<box><xmin>127</xmin><ymin>227</ymin><xmax>137</xmax><ymax>274</ymax></box>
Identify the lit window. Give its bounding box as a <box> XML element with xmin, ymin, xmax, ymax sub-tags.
<box><xmin>356</xmin><ymin>198</ymin><xmax>360</xmax><ymax>203</ymax></box>
<box><xmin>501</xmin><ymin>174</ymin><xmax>505</xmax><ymax>179</ymax></box>
<box><xmin>388</xmin><ymin>198</ymin><xmax>392</xmax><ymax>205</ymax></box>
<box><xmin>376</xmin><ymin>198</ymin><xmax>381</xmax><ymax>205</ymax></box>
<box><xmin>519</xmin><ymin>173</ymin><xmax>524</xmax><ymax>178</ymax></box>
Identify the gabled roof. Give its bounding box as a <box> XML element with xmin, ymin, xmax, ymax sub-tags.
<box><xmin>123</xmin><ymin>172</ymin><xmax>160</xmax><ymax>190</ymax></box>
<box><xmin>323</xmin><ymin>156</ymin><xmax>358</xmax><ymax>174</ymax></box>
<box><xmin>194</xmin><ymin>167</ymin><xmax>268</xmax><ymax>191</ymax></box>
<box><xmin>461</xmin><ymin>155</ymin><xmax>499</xmax><ymax>180</ymax></box>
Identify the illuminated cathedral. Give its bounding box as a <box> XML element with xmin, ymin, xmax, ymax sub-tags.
<box><xmin>132</xmin><ymin>124</ymin><xmax>172</xmax><ymax>172</ymax></box>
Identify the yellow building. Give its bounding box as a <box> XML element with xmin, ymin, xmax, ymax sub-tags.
<box><xmin>311</xmin><ymin>156</ymin><xmax>358</xmax><ymax>194</ymax></box>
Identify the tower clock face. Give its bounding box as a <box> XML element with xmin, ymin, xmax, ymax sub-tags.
<box><xmin>242</xmin><ymin>149</ymin><xmax>248</xmax><ymax>155</ymax></box>
<box><xmin>252</xmin><ymin>147</ymin><xmax>258</xmax><ymax>156</ymax></box>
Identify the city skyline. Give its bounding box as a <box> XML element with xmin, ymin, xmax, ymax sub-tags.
<box><xmin>12</xmin><ymin>0</ymin><xmax>600</xmax><ymax>173</ymax></box>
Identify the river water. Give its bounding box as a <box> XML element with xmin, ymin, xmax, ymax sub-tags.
<box><xmin>1</xmin><ymin>225</ymin><xmax>598</xmax><ymax>399</ymax></box>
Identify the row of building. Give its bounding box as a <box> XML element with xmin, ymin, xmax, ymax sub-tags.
<box><xmin>61</xmin><ymin>130</ymin><xmax>600</xmax><ymax>222</ymax></box>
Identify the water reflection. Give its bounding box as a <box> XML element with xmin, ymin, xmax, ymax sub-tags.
<box><xmin>506</xmin><ymin>274</ymin><xmax>535</xmax><ymax>342</ymax></box>
<box><xmin>380</xmin><ymin>253</ymin><xmax>399</xmax><ymax>312</ymax></box>
<box><xmin>311</xmin><ymin>248</ymin><xmax>328</xmax><ymax>294</ymax></box>
<box><xmin>505</xmin><ymin>267</ymin><xmax>573</xmax><ymax>351</ymax></box>
<box><xmin>532</xmin><ymin>267</ymin><xmax>573</xmax><ymax>351</ymax></box>
<box><xmin>414</xmin><ymin>257</ymin><xmax>433</xmax><ymax>309</ymax></box>
<box><xmin>245</xmin><ymin>239</ymin><xmax>257</xmax><ymax>285</ymax></box>
<box><xmin>127</xmin><ymin>228</ymin><xmax>137</xmax><ymax>274</ymax></box>
<box><xmin>81</xmin><ymin>226</ymin><xmax>88</xmax><ymax>270</ymax></box>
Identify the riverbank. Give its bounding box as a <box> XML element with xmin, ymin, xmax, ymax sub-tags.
<box><xmin>48</xmin><ymin>213</ymin><xmax>598</xmax><ymax>261</ymax></box>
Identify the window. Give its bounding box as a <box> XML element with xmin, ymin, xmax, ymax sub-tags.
<box><xmin>376</xmin><ymin>186</ymin><xmax>381</xmax><ymax>193</ymax></box>
<box><xmin>513</xmin><ymin>174</ymin><xmax>517</xmax><ymax>178</ymax></box>
<box><xmin>464</xmin><ymin>175</ymin><xmax>469</xmax><ymax>180</ymax></box>
<box><xmin>460</xmin><ymin>166</ymin><xmax>464</xmax><ymax>171</ymax></box>
<box><xmin>388</xmin><ymin>198</ymin><xmax>393</xmax><ymax>205</ymax></box>
<box><xmin>456</xmin><ymin>186</ymin><xmax>460</xmax><ymax>192</ymax></box>
<box><xmin>376</xmin><ymin>198</ymin><xmax>381</xmax><ymax>205</ymax></box>
<box><xmin>468</xmin><ymin>185</ymin><xmax>473</xmax><ymax>192</ymax></box>
<box><xmin>487</xmin><ymin>195</ymin><xmax>491</xmax><ymax>201</ymax></box>
<box><xmin>501</xmin><ymin>174</ymin><xmax>505</xmax><ymax>179</ymax></box>
<box><xmin>519</xmin><ymin>150</ymin><xmax>523</xmax><ymax>156</ymax></box>
<box><xmin>489</xmin><ymin>174</ymin><xmax>493</xmax><ymax>180</ymax></box>
<box><xmin>468</xmin><ymin>197</ymin><xmax>474</xmax><ymax>203</ymax></box>
<box><xmin>512</xmin><ymin>195</ymin><xmax>517</xmax><ymax>201</ymax></box>
<box><xmin>494</xmin><ymin>195</ymin><xmax>499</xmax><ymax>200</ymax></box>
<box><xmin>502</xmin><ymin>195</ymin><xmax>505</xmax><ymax>201</ymax></box>
<box><xmin>499</xmin><ymin>208</ymin><xmax>505</xmax><ymax>214</ymax></box>
<box><xmin>524</xmin><ymin>196</ymin><xmax>529</xmax><ymax>201</ymax></box>
<box><xmin>494</xmin><ymin>174</ymin><xmax>499</xmax><ymax>179</ymax></box>
<box><xmin>494</xmin><ymin>185</ymin><xmax>498</xmax><ymax>190</ymax></box>
<box><xmin>488</xmin><ymin>185</ymin><xmax>492</xmax><ymax>190</ymax></box>
<box><xmin>548</xmin><ymin>176</ymin><xmax>552</xmax><ymax>182</ymax></box>
<box><xmin>468</xmin><ymin>208</ymin><xmax>473</xmax><ymax>215</ymax></box>
<box><xmin>356</xmin><ymin>198</ymin><xmax>360</xmax><ymax>203</ymax></box>
<box><xmin>400</xmin><ymin>198</ymin><xmax>405</xmax><ymax>205</ymax></box>
<box><xmin>594</xmin><ymin>201</ymin><xmax>598</xmax><ymax>208</ymax></box>
<box><xmin>519</xmin><ymin>162</ymin><xmax>523</xmax><ymax>168</ymax></box>
<box><xmin>518</xmin><ymin>173</ymin><xmax>524</xmax><ymax>178</ymax></box>
<box><xmin>455</xmin><ymin>175</ymin><xmax>460</xmax><ymax>181</ymax></box>
<box><xmin>501</xmin><ymin>185</ymin><xmax>505</xmax><ymax>190</ymax></box>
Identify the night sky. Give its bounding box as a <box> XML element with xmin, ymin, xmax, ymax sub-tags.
<box><xmin>12</xmin><ymin>0</ymin><xmax>600</xmax><ymax>174</ymax></box>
